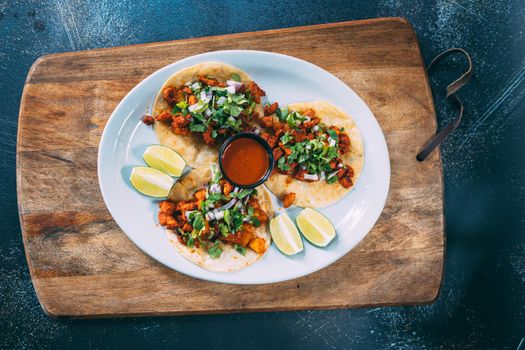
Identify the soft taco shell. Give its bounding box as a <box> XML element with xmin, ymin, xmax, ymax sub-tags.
<box><xmin>165</xmin><ymin>167</ymin><xmax>274</xmax><ymax>272</ymax></box>
<box><xmin>265</xmin><ymin>101</ymin><xmax>364</xmax><ymax>208</ymax></box>
<box><xmin>153</xmin><ymin>62</ymin><xmax>261</xmax><ymax>168</ymax></box>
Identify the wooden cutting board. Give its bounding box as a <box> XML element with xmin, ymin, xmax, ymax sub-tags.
<box><xmin>17</xmin><ymin>17</ymin><xmax>444</xmax><ymax>318</ymax></box>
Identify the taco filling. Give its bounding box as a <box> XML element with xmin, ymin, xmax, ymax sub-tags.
<box><xmin>155</xmin><ymin>74</ymin><xmax>266</xmax><ymax>144</ymax></box>
<box><xmin>258</xmin><ymin>103</ymin><xmax>355</xmax><ymax>188</ymax></box>
<box><xmin>158</xmin><ymin>164</ymin><xmax>269</xmax><ymax>258</ymax></box>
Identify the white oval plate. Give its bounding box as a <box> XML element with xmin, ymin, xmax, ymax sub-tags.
<box><xmin>98</xmin><ymin>50</ymin><xmax>390</xmax><ymax>285</ymax></box>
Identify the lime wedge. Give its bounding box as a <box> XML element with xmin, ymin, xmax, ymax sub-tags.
<box><xmin>130</xmin><ymin>166</ymin><xmax>174</xmax><ymax>197</ymax></box>
<box><xmin>296</xmin><ymin>208</ymin><xmax>336</xmax><ymax>247</ymax></box>
<box><xmin>270</xmin><ymin>213</ymin><xmax>303</xmax><ymax>255</ymax></box>
<box><xmin>143</xmin><ymin>145</ymin><xmax>185</xmax><ymax>177</ymax></box>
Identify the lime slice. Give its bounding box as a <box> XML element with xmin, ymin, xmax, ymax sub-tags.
<box><xmin>130</xmin><ymin>166</ymin><xmax>174</xmax><ymax>197</ymax></box>
<box><xmin>270</xmin><ymin>213</ymin><xmax>303</xmax><ymax>255</ymax></box>
<box><xmin>143</xmin><ymin>145</ymin><xmax>185</xmax><ymax>177</ymax></box>
<box><xmin>296</xmin><ymin>208</ymin><xmax>336</xmax><ymax>247</ymax></box>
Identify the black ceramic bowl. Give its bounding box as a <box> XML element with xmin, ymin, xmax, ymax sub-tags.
<box><xmin>218</xmin><ymin>132</ymin><xmax>274</xmax><ymax>189</ymax></box>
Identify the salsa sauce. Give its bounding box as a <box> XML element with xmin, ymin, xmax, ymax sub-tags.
<box><xmin>221</xmin><ymin>137</ymin><xmax>270</xmax><ymax>186</ymax></box>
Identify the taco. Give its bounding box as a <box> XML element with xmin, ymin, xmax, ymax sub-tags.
<box><xmin>158</xmin><ymin>164</ymin><xmax>274</xmax><ymax>272</ymax></box>
<box><xmin>258</xmin><ymin>101</ymin><xmax>364</xmax><ymax>208</ymax></box>
<box><xmin>153</xmin><ymin>62</ymin><xmax>266</xmax><ymax>167</ymax></box>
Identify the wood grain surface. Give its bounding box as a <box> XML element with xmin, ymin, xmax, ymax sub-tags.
<box><xmin>17</xmin><ymin>17</ymin><xmax>444</xmax><ymax>318</ymax></box>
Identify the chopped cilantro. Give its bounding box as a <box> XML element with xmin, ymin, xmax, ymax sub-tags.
<box><xmin>234</xmin><ymin>189</ymin><xmax>253</xmax><ymax>199</ymax></box>
<box><xmin>327</xmin><ymin>129</ymin><xmax>338</xmax><ymax>140</ymax></box>
<box><xmin>189</xmin><ymin>123</ymin><xmax>207</xmax><ymax>132</ymax></box>
<box><xmin>252</xmin><ymin>217</ymin><xmax>261</xmax><ymax>227</ymax></box>
<box><xmin>191</xmin><ymin>212</ymin><xmax>204</xmax><ymax>232</ymax></box>
<box><xmin>208</xmin><ymin>241</ymin><xmax>223</xmax><ymax>259</ymax></box>
<box><xmin>280</xmin><ymin>132</ymin><xmax>291</xmax><ymax>145</ymax></box>
<box><xmin>230</xmin><ymin>73</ymin><xmax>241</xmax><ymax>82</ymax></box>
<box><xmin>234</xmin><ymin>244</ymin><xmax>247</xmax><ymax>255</ymax></box>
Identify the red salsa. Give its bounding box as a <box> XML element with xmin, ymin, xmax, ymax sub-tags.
<box><xmin>221</xmin><ymin>137</ymin><xmax>270</xmax><ymax>186</ymax></box>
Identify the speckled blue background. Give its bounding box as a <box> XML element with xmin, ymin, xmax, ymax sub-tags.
<box><xmin>1</xmin><ymin>1</ymin><xmax>524</xmax><ymax>349</ymax></box>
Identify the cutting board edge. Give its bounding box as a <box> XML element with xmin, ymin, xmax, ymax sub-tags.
<box><xmin>16</xmin><ymin>17</ymin><xmax>445</xmax><ymax>318</ymax></box>
<box><xmin>23</xmin><ymin>17</ymin><xmax>413</xmax><ymax>73</ymax></box>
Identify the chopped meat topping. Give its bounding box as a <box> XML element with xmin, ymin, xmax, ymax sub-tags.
<box><xmin>142</xmin><ymin>115</ymin><xmax>155</xmax><ymax>126</ymax></box>
<box><xmin>282</xmin><ymin>192</ymin><xmax>296</xmax><ymax>208</ymax></box>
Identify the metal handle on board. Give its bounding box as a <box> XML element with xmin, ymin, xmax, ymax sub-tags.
<box><xmin>417</xmin><ymin>48</ymin><xmax>473</xmax><ymax>161</ymax></box>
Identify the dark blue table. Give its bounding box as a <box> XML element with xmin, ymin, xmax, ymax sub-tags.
<box><xmin>1</xmin><ymin>1</ymin><xmax>524</xmax><ymax>348</ymax></box>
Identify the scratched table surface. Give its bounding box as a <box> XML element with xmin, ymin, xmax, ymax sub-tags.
<box><xmin>1</xmin><ymin>1</ymin><xmax>524</xmax><ymax>349</ymax></box>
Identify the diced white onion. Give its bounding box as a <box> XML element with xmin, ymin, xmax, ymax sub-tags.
<box><xmin>295</xmin><ymin>120</ymin><xmax>301</xmax><ymax>126</ymax></box>
<box><xmin>319</xmin><ymin>171</ymin><xmax>326</xmax><ymax>181</ymax></box>
<box><xmin>313</xmin><ymin>125</ymin><xmax>320</xmax><ymax>132</ymax></box>
<box><xmin>305</xmin><ymin>144</ymin><xmax>312</xmax><ymax>150</ymax></box>
<box><xmin>191</xmin><ymin>82</ymin><xmax>200</xmax><ymax>90</ymax></box>
<box><xmin>226</xmin><ymin>80</ymin><xmax>243</xmax><ymax>92</ymax></box>
<box><xmin>327</xmin><ymin>170</ymin><xmax>340</xmax><ymax>180</ymax></box>
<box><xmin>185</xmin><ymin>81</ymin><xmax>192</xmax><ymax>86</ymax></box>
<box><xmin>303</xmin><ymin>173</ymin><xmax>319</xmax><ymax>181</ymax></box>
<box><xmin>304</xmin><ymin>116</ymin><xmax>311</xmax><ymax>122</ymax></box>
<box><xmin>209</xmin><ymin>183</ymin><xmax>221</xmax><ymax>193</ymax></box>
<box><xmin>337</xmin><ymin>162</ymin><xmax>343</xmax><ymax>168</ymax></box>
<box><xmin>188</xmin><ymin>104</ymin><xmax>199</xmax><ymax>113</ymax></box>
<box><xmin>214</xmin><ymin>211</ymin><xmax>225</xmax><ymax>221</ymax></box>
<box><xmin>243</xmin><ymin>217</ymin><xmax>251</xmax><ymax>222</ymax></box>
<box><xmin>235</xmin><ymin>201</ymin><xmax>243</xmax><ymax>209</ymax></box>
<box><xmin>329</xmin><ymin>138</ymin><xmax>336</xmax><ymax>147</ymax></box>
<box><xmin>233</xmin><ymin>187</ymin><xmax>240</xmax><ymax>193</ymax></box>
<box><xmin>204</xmin><ymin>108</ymin><xmax>212</xmax><ymax>117</ymax></box>
<box><xmin>226</xmin><ymin>85</ymin><xmax>236</xmax><ymax>94</ymax></box>
<box><xmin>219</xmin><ymin>198</ymin><xmax>237</xmax><ymax>211</ymax></box>
<box><xmin>205</xmin><ymin>212</ymin><xmax>215</xmax><ymax>221</ymax></box>
<box><xmin>217</xmin><ymin>96</ymin><xmax>227</xmax><ymax>106</ymax></box>
<box><xmin>300</xmin><ymin>164</ymin><xmax>307</xmax><ymax>170</ymax></box>
<box><xmin>253</xmin><ymin>128</ymin><xmax>261</xmax><ymax>134</ymax></box>
<box><xmin>185</xmin><ymin>211</ymin><xmax>195</xmax><ymax>219</ymax></box>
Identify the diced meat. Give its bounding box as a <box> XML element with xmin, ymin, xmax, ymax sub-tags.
<box><xmin>221</xmin><ymin>180</ymin><xmax>234</xmax><ymax>197</ymax></box>
<box><xmin>142</xmin><ymin>115</ymin><xmax>155</xmax><ymax>126</ymax></box>
<box><xmin>188</xmin><ymin>95</ymin><xmax>198</xmax><ymax>105</ymax></box>
<box><xmin>302</xmin><ymin>108</ymin><xmax>316</xmax><ymax>118</ymax></box>
<box><xmin>248</xmin><ymin>81</ymin><xmax>266</xmax><ymax>103</ymax></box>
<box><xmin>193</xmin><ymin>188</ymin><xmax>207</xmax><ymax>207</ymax></box>
<box><xmin>290</xmin><ymin>129</ymin><xmax>307</xmax><ymax>142</ymax></box>
<box><xmin>260</xmin><ymin>116</ymin><xmax>274</xmax><ymax>128</ymax></box>
<box><xmin>175</xmin><ymin>200</ymin><xmax>198</xmax><ymax>213</ymax></box>
<box><xmin>260</xmin><ymin>132</ymin><xmax>278</xmax><ymax>148</ymax></box>
<box><xmin>182</xmin><ymin>86</ymin><xmax>193</xmax><ymax>95</ymax></box>
<box><xmin>159</xmin><ymin>201</ymin><xmax>177</xmax><ymax>215</ymax></box>
<box><xmin>294</xmin><ymin>169</ymin><xmax>306</xmax><ymax>180</ymax></box>
<box><xmin>156</xmin><ymin>110</ymin><xmax>173</xmax><ymax>123</ymax></box>
<box><xmin>282</xmin><ymin>192</ymin><xmax>296</xmax><ymax>208</ymax></box>
<box><xmin>162</xmin><ymin>87</ymin><xmax>178</xmax><ymax>106</ymax></box>
<box><xmin>182</xmin><ymin>222</ymin><xmax>193</xmax><ymax>232</ymax></box>
<box><xmin>158</xmin><ymin>212</ymin><xmax>178</xmax><ymax>229</ymax></box>
<box><xmin>220</xmin><ymin>224</ymin><xmax>255</xmax><ymax>247</ymax></box>
<box><xmin>329</xmin><ymin>160</ymin><xmax>338</xmax><ymax>169</ymax></box>
<box><xmin>171</xmin><ymin>115</ymin><xmax>191</xmax><ymax>135</ymax></box>
<box><xmin>304</xmin><ymin>117</ymin><xmax>320</xmax><ymax>129</ymax></box>
<box><xmin>253</xmin><ymin>207</ymin><xmax>268</xmax><ymax>224</ymax></box>
<box><xmin>338</xmin><ymin>132</ymin><xmax>351</xmax><ymax>154</ymax></box>
<box><xmin>248</xmin><ymin>237</ymin><xmax>267</xmax><ymax>254</ymax></box>
<box><xmin>202</xmin><ymin>125</ymin><xmax>215</xmax><ymax>144</ymax></box>
<box><xmin>337</xmin><ymin>167</ymin><xmax>355</xmax><ymax>189</ymax></box>
<box><xmin>264</xmin><ymin>102</ymin><xmax>279</xmax><ymax>116</ymax></box>
<box><xmin>198</xmin><ymin>75</ymin><xmax>221</xmax><ymax>87</ymax></box>
<box><xmin>273</xmin><ymin>147</ymin><xmax>284</xmax><ymax>160</ymax></box>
